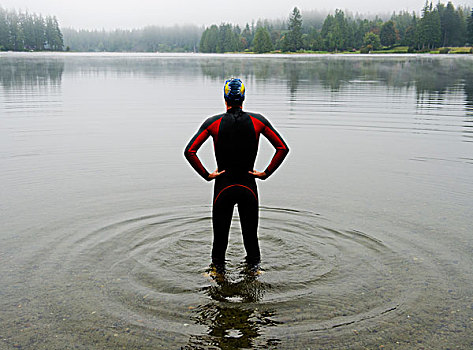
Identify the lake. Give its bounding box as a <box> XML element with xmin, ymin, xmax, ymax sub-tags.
<box><xmin>1</xmin><ymin>52</ymin><xmax>472</xmax><ymax>349</ymax></box>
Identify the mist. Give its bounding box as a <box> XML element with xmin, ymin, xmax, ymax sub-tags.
<box><xmin>2</xmin><ymin>0</ymin><xmax>470</xmax><ymax>29</ymax></box>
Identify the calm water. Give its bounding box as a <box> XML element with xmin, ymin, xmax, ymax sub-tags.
<box><xmin>1</xmin><ymin>52</ymin><xmax>472</xmax><ymax>349</ymax></box>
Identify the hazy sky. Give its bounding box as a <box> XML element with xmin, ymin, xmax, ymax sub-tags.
<box><xmin>2</xmin><ymin>0</ymin><xmax>472</xmax><ymax>29</ymax></box>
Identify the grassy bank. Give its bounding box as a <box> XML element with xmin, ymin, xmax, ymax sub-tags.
<box><xmin>236</xmin><ymin>46</ymin><xmax>473</xmax><ymax>54</ymax></box>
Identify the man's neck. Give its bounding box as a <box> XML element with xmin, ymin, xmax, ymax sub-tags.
<box><xmin>226</xmin><ymin>105</ymin><xmax>242</xmax><ymax>112</ymax></box>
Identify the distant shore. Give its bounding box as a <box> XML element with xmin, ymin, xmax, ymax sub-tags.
<box><xmin>233</xmin><ymin>46</ymin><xmax>473</xmax><ymax>55</ymax></box>
<box><xmin>2</xmin><ymin>46</ymin><xmax>472</xmax><ymax>55</ymax></box>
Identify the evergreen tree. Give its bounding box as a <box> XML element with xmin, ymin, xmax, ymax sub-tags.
<box><xmin>0</xmin><ymin>8</ymin><xmax>9</xmax><ymax>50</ymax></box>
<box><xmin>306</xmin><ymin>27</ymin><xmax>324</xmax><ymax>50</ymax></box>
<box><xmin>241</xmin><ymin>23</ymin><xmax>253</xmax><ymax>50</ymax></box>
<box><xmin>404</xmin><ymin>23</ymin><xmax>418</xmax><ymax>48</ymax></box>
<box><xmin>33</xmin><ymin>15</ymin><xmax>46</xmax><ymax>50</ymax></box>
<box><xmin>320</xmin><ymin>10</ymin><xmax>349</xmax><ymax>51</ymax></box>
<box><xmin>199</xmin><ymin>25</ymin><xmax>218</xmax><ymax>52</ymax></box>
<box><xmin>391</xmin><ymin>11</ymin><xmax>414</xmax><ymax>45</ymax></box>
<box><xmin>468</xmin><ymin>8</ymin><xmax>473</xmax><ymax>44</ymax></box>
<box><xmin>284</xmin><ymin>7</ymin><xmax>303</xmax><ymax>51</ymax></box>
<box><xmin>380</xmin><ymin>20</ymin><xmax>398</xmax><ymax>47</ymax></box>
<box><xmin>418</xmin><ymin>1</ymin><xmax>441</xmax><ymax>49</ymax></box>
<box><xmin>439</xmin><ymin>2</ymin><xmax>462</xmax><ymax>46</ymax></box>
<box><xmin>8</xmin><ymin>11</ymin><xmax>25</xmax><ymax>51</ymax></box>
<box><xmin>353</xmin><ymin>19</ymin><xmax>371</xmax><ymax>49</ymax></box>
<box><xmin>253</xmin><ymin>26</ymin><xmax>273</xmax><ymax>53</ymax></box>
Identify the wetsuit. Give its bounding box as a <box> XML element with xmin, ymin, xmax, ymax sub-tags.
<box><xmin>184</xmin><ymin>107</ymin><xmax>289</xmax><ymax>266</ymax></box>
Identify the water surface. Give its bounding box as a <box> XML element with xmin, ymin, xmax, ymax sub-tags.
<box><xmin>1</xmin><ymin>52</ymin><xmax>473</xmax><ymax>349</ymax></box>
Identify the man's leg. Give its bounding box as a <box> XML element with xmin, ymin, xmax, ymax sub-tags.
<box><xmin>237</xmin><ymin>190</ymin><xmax>260</xmax><ymax>265</ymax></box>
<box><xmin>212</xmin><ymin>191</ymin><xmax>235</xmax><ymax>269</ymax></box>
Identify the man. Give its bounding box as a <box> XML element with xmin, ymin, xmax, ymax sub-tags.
<box><xmin>184</xmin><ymin>78</ymin><xmax>289</xmax><ymax>274</ymax></box>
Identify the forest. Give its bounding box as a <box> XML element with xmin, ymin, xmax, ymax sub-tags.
<box><xmin>1</xmin><ymin>2</ymin><xmax>473</xmax><ymax>53</ymax></box>
<box><xmin>0</xmin><ymin>7</ymin><xmax>63</xmax><ymax>51</ymax></box>
<box><xmin>200</xmin><ymin>2</ymin><xmax>473</xmax><ymax>53</ymax></box>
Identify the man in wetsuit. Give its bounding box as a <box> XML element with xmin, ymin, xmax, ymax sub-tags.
<box><xmin>184</xmin><ymin>78</ymin><xmax>289</xmax><ymax>274</ymax></box>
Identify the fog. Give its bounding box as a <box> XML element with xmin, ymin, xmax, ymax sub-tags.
<box><xmin>2</xmin><ymin>0</ymin><xmax>465</xmax><ymax>29</ymax></box>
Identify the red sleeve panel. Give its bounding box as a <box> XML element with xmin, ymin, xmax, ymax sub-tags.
<box><xmin>250</xmin><ymin>114</ymin><xmax>289</xmax><ymax>178</ymax></box>
<box><xmin>184</xmin><ymin>115</ymin><xmax>222</xmax><ymax>181</ymax></box>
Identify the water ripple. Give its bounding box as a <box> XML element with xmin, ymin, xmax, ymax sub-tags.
<box><xmin>38</xmin><ymin>205</ymin><xmax>432</xmax><ymax>348</ymax></box>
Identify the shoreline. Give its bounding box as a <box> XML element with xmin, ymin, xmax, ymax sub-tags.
<box><xmin>1</xmin><ymin>47</ymin><xmax>472</xmax><ymax>56</ymax></box>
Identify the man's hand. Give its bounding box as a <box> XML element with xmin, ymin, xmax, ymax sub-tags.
<box><xmin>249</xmin><ymin>170</ymin><xmax>267</xmax><ymax>179</ymax></box>
<box><xmin>208</xmin><ymin>169</ymin><xmax>225</xmax><ymax>180</ymax></box>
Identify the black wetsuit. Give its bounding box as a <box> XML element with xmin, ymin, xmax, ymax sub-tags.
<box><xmin>184</xmin><ymin>107</ymin><xmax>289</xmax><ymax>266</ymax></box>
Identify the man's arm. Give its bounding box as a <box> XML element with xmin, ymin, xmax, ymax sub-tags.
<box><xmin>184</xmin><ymin>122</ymin><xmax>211</xmax><ymax>181</ymax></box>
<box><xmin>249</xmin><ymin>114</ymin><xmax>289</xmax><ymax>179</ymax></box>
<box><xmin>184</xmin><ymin>116</ymin><xmax>223</xmax><ymax>181</ymax></box>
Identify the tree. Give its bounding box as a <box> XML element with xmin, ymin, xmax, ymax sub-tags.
<box><xmin>253</xmin><ymin>27</ymin><xmax>273</xmax><ymax>53</ymax></box>
<box><xmin>380</xmin><ymin>20</ymin><xmax>398</xmax><ymax>47</ymax></box>
<box><xmin>391</xmin><ymin>11</ymin><xmax>415</xmax><ymax>45</ymax></box>
<box><xmin>468</xmin><ymin>8</ymin><xmax>473</xmax><ymax>44</ymax></box>
<box><xmin>284</xmin><ymin>7</ymin><xmax>303</xmax><ymax>51</ymax></box>
<box><xmin>439</xmin><ymin>2</ymin><xmax>463</xmax><ymax>46</ymax></box>
<box><xmin>199</xmin><ymin>25</ymin><xmax>218</xmax><ymax>52</ymax></box>
<box><xmin>241</xmin><ymin>23</ymin><xmax>253</xmax><ymax>50</ymax></box>
<box><xmin>418</xmin><ymin>1</ymin><xmax>441</xmax><ymax>49</ymax></box>
<box><xmin>320</xmin><ymin>10</ymin><xmax>349</xmax><ymax>51</ymax></box>
<box><xmin>0</xmin><ymin>8</ymin><xmax>9</xmax><ymax>50</ymax></box>
<box><xmin>363</xmin><ymin>32</ymin><xmax>381</xmax><ymax>50</ymax></box>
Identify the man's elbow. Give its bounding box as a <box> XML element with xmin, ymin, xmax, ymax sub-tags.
<box><xmin>282</xmin><ymin>146</ymin><xmax>289</xmax><ymax>157</ymax></box>
<box><xmin>184</xmin><ymin>148</ymin><xmax>192</xmax><ymax>160</ymax></box>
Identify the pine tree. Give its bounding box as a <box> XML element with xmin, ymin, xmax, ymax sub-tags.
<box><xmin>33</xmin><ymin>15</ymin><xmax>46</xmax><ymax>50</ymax></box>
<box><xmin>253</xmin><ymin>27</ymin><xmax>273</xmax><ymax>53</ymax></box>
<box><xmin>0</xmin><ymin>7</ymin><xmax>9</xmax><ymax>50</ymax></box>
<box><xmin>8</xmin><ymin>10</ymin><xmax>25</xmax><ymax>51</ymax></box>
<box><xmin>380</xmin><ymin>20</ymin><xmax>398</xmax><ymax>47</ymax></box>
<box><xmin>320</xmin><ymin>10</ymin><xmax>349</xmax><ymax>51</ymax></box>
<box><xmin>418</xmin><ymin>1</ymin><xmax>441</xmax><ymax>49</ymax></box>
<box><xmin>241</xmin><ymin>23</ymin><xmax>253</xmax><ymax>50</ymax></box>
<box><xmin>285</xmin><ymin>7</ymin><xmax>303</xmax><ymax>51</ymax></box>
<box><xmin>468</xmin><ymin>8</ymin><xmax>473</xmax><ymax>44</ymax></box>
<box><xmin>439</xmin><ymin>2</ymin><xmax>462</xmax><ymax>47</ymax></box>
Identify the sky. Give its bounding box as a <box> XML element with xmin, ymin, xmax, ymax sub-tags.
<box><xmin>1</xmin><ymin>0</ymin><xmax>472</xmax><ymax>29</ymax></box>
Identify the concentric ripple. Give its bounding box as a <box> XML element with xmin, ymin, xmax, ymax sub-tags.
<box><xmin>46</xmin><ymin>204</ymin><xmax>433</xmax><ymax>349</ymax></box>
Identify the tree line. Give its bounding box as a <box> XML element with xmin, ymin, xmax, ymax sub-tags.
<box><xmin>62</xmin><ymin>25</ymin><xmax>202</xmax><ymax>52</ymax></box>
<box><xmin>0</xmin><ymin>7</ymin><xmax>63</xmax><ymax>51</ymax></box>
<box><xmin>200</xmin><ymin>2</ymin><xmax>473</xmax><ymax>53</ymax></box>
<box><xmin>2</xmin><ymin>2</ymin><xmax>472</xmax><ymax>53</ymax></box>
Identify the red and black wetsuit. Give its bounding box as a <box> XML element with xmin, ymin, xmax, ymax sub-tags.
<box><xmin>184</xmin><ymin>107</ymin><xmax>289</xmax><ymax>266</ymax></box>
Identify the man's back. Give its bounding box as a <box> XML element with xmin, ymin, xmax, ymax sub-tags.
<box><xmin>185</xmin><ymin>107</ymin><xmax>288</xmax><ymax>182</ymax></box>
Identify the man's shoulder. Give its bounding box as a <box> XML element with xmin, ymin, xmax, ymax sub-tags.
<box><xmin>202</xmin><ymin>113</ymin><xmax>225</xmax><ymax>127</ymax></box>
<box><xmin>244</xmin><ymin>111</ymin><xmax>270</xmax><ymax>125</ymax></box>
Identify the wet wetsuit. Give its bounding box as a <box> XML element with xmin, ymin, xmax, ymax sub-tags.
<box><xmin>184</xmin><ymin>107</ymin><xmax>289</xmax><ymax>266</ymax></box>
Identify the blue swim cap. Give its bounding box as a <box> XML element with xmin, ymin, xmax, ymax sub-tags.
<box><xmin>224</xmin><ymin>78</ymin><xmax>245</xmax><ymax>104</ymax></box>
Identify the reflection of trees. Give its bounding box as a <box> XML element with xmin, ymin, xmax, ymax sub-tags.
<box><xmin>464</xmin><ymin>71</ymin><xmax>473</xmax><ymax>143</ymax></box>
<box><xmin>197</xmin><ymin>55</ymin><xmax>473</xmax><ymax>100</ymax></box>
<box><xmin>0</xmin><ymin>57</ymin><xmax>64</xmax><ymax>89</ymax></box>
<box><xmin>183</xmin><ymin>273</ymin><xmax>279</xmax><ymax>350</ymax></box>
<box><xmin>4</xmin><ymin>54</ymin><xmax>471</xmax><ymax>109</ymax></box>
<box><xmin>464</xmin><ymin>71</ymin><xmax>473</xmax><ymax>110</ymax></box>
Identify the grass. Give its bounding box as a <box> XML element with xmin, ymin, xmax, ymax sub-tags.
<box><xmin>228</xmin><ymin>46</ymin><xmax>472</xmax><ymax>55</ymax></box>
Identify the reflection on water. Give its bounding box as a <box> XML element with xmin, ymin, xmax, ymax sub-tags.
<box><xmin>185</xmin><ymin>269</ymin><xmax>278</xmax><ymax>350</ymax></box>
<box><xmin>0</xmin><ymin>55</ymin><xmax>64</xmax><ymax>89</ymax></box>
<box><xmin>1</xmin><ymin>53</ymin><xmax>473</xmax><ymax>101</ymax></box>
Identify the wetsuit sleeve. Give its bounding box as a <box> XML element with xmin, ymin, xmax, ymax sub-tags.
<box><xmin>260</xmin><ymin>118</ymin><xmax>289</xmax><ymax>179</ymax></box>
<box><xmin>184</xmin><ymin>121</ymin><xmax>212</xmax><ymax>181</ymax></box>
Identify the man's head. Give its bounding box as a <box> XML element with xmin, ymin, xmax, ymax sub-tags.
<box><xmin>224</xmin><ymin>78</ymin><xmax>245</xmax><ymax>108</ymax></box>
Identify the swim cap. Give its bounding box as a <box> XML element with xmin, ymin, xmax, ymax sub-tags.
<box><xmin>224</xmin><ymin>78</ymin><xmax>245</xmax><ymax>104</ymax></box>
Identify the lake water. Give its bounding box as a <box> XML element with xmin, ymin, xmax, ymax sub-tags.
<box><xmin>1</xmin><ymin>52</ymin><xmax>472</xmax><ymax>349</ymax></box>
